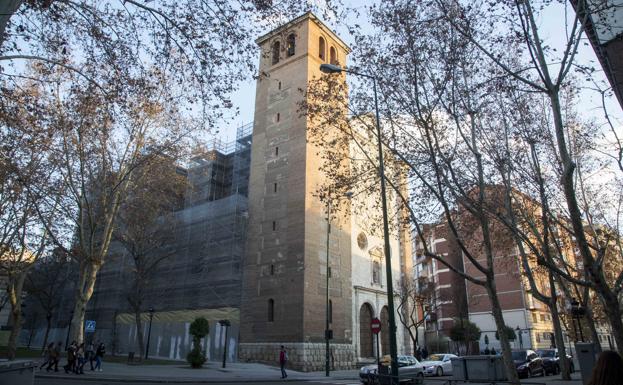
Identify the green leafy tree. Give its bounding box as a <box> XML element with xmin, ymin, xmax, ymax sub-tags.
<box><xmin>495</xmin><ymin>326</ymin><xmax>516</xmax><ymax>341</ymax></box>
<box><xmin>187</xmin><ymin>317</ymin><xmax>209</xmax><ymax>368</ymax></box>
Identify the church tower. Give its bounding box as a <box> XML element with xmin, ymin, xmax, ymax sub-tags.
<box><xmin>239</xmin><ymin>13</ymin><xmax>355</xmax><ymax>370</ymax></box>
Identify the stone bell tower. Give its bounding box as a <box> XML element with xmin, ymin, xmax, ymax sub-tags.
<box><xmin>239</xmin><ymin>12</ymin><xmax>355</xmax><ymax>370</ymax></box>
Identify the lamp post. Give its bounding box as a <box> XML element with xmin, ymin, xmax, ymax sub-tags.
<box><xmin>145</xmin><ymin>307</ymin><xmax>155</xmax><ymax>359</ymax></box>
<box><xmin>324</xmin><ymin>189</ymin><xmax>353</xmax><ymax>377</ymax></box>
<box><xmin>320</xmin><ymin>63</ymin><xmax>399</xmax><ymax>385</ymax></box>
<box><xmin>219</xmin><ymin>320</ymin><xmax>231</xmax><ymax>368</ymax></box>
<box><xmin>570</xmin><ymin>298</ymin><xmax>585</xmax><ymax>342</ymax></box>
<box><xmin>65</xmin><ymin>310</ymin><xmax>74</xmax><ymax>348</ymax></box>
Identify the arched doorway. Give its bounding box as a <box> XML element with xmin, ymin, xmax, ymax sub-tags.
<box><xmin>380</xmin><ymin>306</ymin><xmax>390</xmax><ymax>356</ymax></box>
<box><xmin>359</xmin><ymin>303</ymin><xmax>374</xmax><ymax>358</ymax></box>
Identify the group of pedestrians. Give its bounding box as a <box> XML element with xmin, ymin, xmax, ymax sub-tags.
<box><xmin>39</xmin><ymin>340</ymin><xmax>105</xmax><ymax>374</ymax></box>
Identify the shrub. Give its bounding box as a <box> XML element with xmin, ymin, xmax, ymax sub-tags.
<box><xmin>187</xmin><ymin>317</ymin><xmax>209</xmax><ymax>368</ymax></box>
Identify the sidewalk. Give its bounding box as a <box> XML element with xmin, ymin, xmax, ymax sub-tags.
<box><xmin>35</xmin><ymin>360</ymin><xmax>360</xmax><ymax>383</ymax></box>
<box><xmin>34</xmin><ymin>360</ymin><xmax>586</xmax><ymax>384</ymax></box>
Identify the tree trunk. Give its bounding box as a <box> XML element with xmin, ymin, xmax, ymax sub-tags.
<box><xmin>549</xmin><ymin>275</ymin><xmax>571</xmax><ymax>380</ymax></box>
<box><xmin>70</xmin><ymin>263</ymin><xmax>100</xmax><ymax>343</ymax></box>
<box><xmin>135</xmin><ymin>310</ymin><xmax>145</xmax><ymax>361</ymax></box>
<box><xmin>548</xmin><ymin>90</ymin><xmax>623</xmax><ymax>356</ymax></box>
<box><xmin>6</xmin><ymin>273</ymin><xmax>26</xmax><ymax>360</ymax></box>
<box><xmin>41</xmin><ymin>314</ymin><xmax>52</xmax><ymax>351</ymax></box>
<box><xmin>487</xmin><ymin>283</ymin><xmax>520</xmax><ymax>385</ymax></box>
<box><xmin>584</xmin><ymin>305</ymin><xmax>602</xmax><ymax>353</ymax></box>
<box><xmin>601</xmin><ymin>292</ymin><xmax>623</xmax><ymax>355</ymax></box>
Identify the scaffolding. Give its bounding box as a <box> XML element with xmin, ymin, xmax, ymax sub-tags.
<box><xmin>30</xmin><ymin>123</ymin><xmax>255</xmax><ymax>359</ymax></box>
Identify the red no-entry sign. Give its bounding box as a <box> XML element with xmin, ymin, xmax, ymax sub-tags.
<box><xmin>371</xmin><ymin>317</ymin><xmax>382</xmax><ymax>334</ymax></box>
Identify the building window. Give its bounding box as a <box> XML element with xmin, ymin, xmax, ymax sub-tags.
<box><xmin>328</xmin><ymin>299</ymin><xmax>333</xmax><ymax>324</ymax></box>
<box><xmin>270</xmin><ymin>264</ymin><xmax>274</xmax><ymax>275</ymax></box>
<box><xmin>272</xmin><ymin>221</ymin><xmax>276</xmax><ymax>231</ymax></box>
<box><xmin>540</xmin><ymin>314</ymin><xmax>546</xmax><ymax>322</ymax></box>
<box><xmin>536</xmin><ymin>333</ymin><xmax>541</xmax><ymax>343</ymax></box>
<box><xmin>286</xmin><ymin>34</ymin><xmax>295</xmax><ymax>56</ymax></box>
<box><xmin>330</xmin><ymin>46</ymin><xmax>337</xmax><ymax>64</ymax></box>
<box><xmin>278</xmin><ymin>81</ymin><xmax>282</xmax><ymax>90</ymax></box>
<box><xmin>275</xmin><ymin>147</ymin><xmax>279</xmax><ymax>156</ymax></box>
<box><xmin>268</xmin><ymin>299</ymin><xmax>274</xmax><ymax>322</ymax></box>
<box><xmin>319</xmin><ymin>36</ymin><xmax>326</xmax><ymax>60</ymax></box>
<box><xmin>272</xmin><ymin>41</ymin><xmax>280</xmax><ymax>64</ymax></box>
<box><xmin>532</xmin><ymin>313</ymin><xmax>538</xmax><ymax>323</ymax></box>
<box><xmin>275</xmin><ymin>112</ymin><xmax>280</xmax><ymax>122</ymax></box>
<box><xmin>372</xmin><ymin>260</ymin><xmax>381</xmax><ymax>284</ymax></box>
<box><xmin>274</xmin><ymin>182</ymin><xmax>278</xmax><ymax>193</ymax></box>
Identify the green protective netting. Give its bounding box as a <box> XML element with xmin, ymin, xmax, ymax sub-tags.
<box><xmin>115</xmin><ymin>307</ymin><xmax>239</xmax><ymax>325</ymax></box>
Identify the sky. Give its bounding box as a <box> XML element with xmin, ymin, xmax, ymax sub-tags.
<box><xmin>215</xmin><ymin>1</ymin><xmax>623</xmax><ymax>147</ymax></box>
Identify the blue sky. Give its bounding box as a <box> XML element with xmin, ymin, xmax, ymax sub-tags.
<box><xmin>216</xmin><ymin>1</ymin><xmax>623</xmax><ymax>146</ymax></box>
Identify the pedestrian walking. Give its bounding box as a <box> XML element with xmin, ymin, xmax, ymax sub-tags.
<box><xmin>415</xmin><ymin>346</ymin><xmax>422</xmax><ymax>361</ymax></box>
<box><xmin>490</xmin><ymin>347</ymin><xmax>496</xmax><ymax>355</ymax></box>
<box><xmin>39</xmin><ymin>342</ymin><xmax>54</xmax><ymax>370</ymax></box>
<box><xmin>94</xmin><ymin>341</ymin><xmax>105</xmax><ymax>371</ymax></box>
<box><xmin>484</xmin><ymin>347</ymin><xmax>490</xmax><ymax>355</ymax></box>
<box><xmin>86</xmin><ymin>341</ymin><xmax>95</xmax><ymax>370</ymax></box>
<box><xmin>588</xmin><ymin>350</ymin><xmax>623</xmax><ymax>385</ymax></box>
<box><xmin>279</xmin><ymin>345</ymin><xmax>288</xmax><ymax>379</ymax></box>
<box><xmin>75</xmin><ymin>343</ymin><xmax>86</xmax><ymax>374</ymax></box>
<box><xmin>64</xmin><ymin>341</ymin><xmax>77</xmax><ymax>374</ymax></box>
<box><xmin>46</xmin><ymin>342</ymin><xmax>61</xmax><ymax>372</ymax></box>
<box><xmin>421</xmin><ymin>346</ymin><xmax>428</xmax><ymax>359</ymax></box>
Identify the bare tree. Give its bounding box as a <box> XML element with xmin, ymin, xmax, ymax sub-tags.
<box><xmin>24</xmin><ymin>248</ymin><xmax>75</xmax><ymax>351</ymax></box>
<box><xmin>114</xmin><ymin>155</ymin><xmax>187</xmax><ymax>360</ymax></box>
<box><xmin>432</xmin><ymin>0</ymin><xmax>623</xmax><ymax>353</ymax></box>
<box><xmin>0</xmin><ymin>79</ymin><xmax>58</xmax><ymax>359</ymax></box>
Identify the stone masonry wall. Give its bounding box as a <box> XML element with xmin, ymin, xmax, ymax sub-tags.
<box><xmin>239</xmin><ymin>342</ymin><xmax>356</xmax><ymax>372</ymax></box>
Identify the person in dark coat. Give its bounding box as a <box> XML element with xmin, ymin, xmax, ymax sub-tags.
<box><xmin>279</xmin><ymin>345</ymin><xmax>288</xmax><ymax>379</ymax></box>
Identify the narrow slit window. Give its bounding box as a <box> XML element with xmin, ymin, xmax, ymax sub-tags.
<box><xmin>330</xmin><ymin>46</ymin><xmax>337</xmax><ymax>65</ymax></box>
<box><xmin>278</xmin><ymin>81</ymin><xmax>282</xmax><ymax>90</ymax></box>
<box><xmin>276</xmin><ymin>112</ymin><xmax>280</xmax><ymax>122</ymax></box>
<box><xmin>274</xmin><ymin>182</ymin><xmax>278</xmax><ymax>193</ymax></box>
<box><xmin>319</xmin><ymin>37</ymin><xmax>326</xmax><ymax>60</ymax></box>
<box><xmin>272</xmin><ymin>41</ymin><xmax>280</xmax><ymax>65</ymax></box>
<box><xmin>268</xmin><ymin>299</ymin><xmax>274</xmax><ymax>322</ymax></box>
<box><xmin>270</xmin><ymin>264</ymin><xmax>274</xmax><ymax>275</ymax></box>
<box><xmin>286</xmin><ymin>34</ymin><xmax>295</xmax><ymax>57</ymax></box>
<box><xmin>272</xmin><ymin>221</ymin><xmax>276</xmax><ymax>231</ymax></box>
<box><xmin>275</xmin><ymin>147</ymin><xmax>279</xmax><ymax>156</ymax></box>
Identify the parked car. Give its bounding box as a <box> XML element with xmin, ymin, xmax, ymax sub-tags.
<box><xmin>536</xmin><ymin>349</ymin><xmax>575</xmax><ymax>375</ymax></box>
<box><xmin>359</xmin><ymin>355</ymin><xmax>424</xmax><ymax>384</ymax></box>
<box><xmin>420</xmin><ymin>353</ymin><xmax>458</xmax><ymax>376</ymax></box>
<box><xmin>512</xmin><ymin>349</ymin><xmax>545</xmax><ymax>378</ymax></box>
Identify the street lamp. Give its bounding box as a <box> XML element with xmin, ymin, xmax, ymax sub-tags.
<box><xmin>65</xmin><ymin>310</ymin><xmax>74</xmax><ymax>348</ymax></box>
<box><xmin>320</xmin><ymin>63</ymin><xmax>399</xmax><ymax>384</ymax></box>
<box><xmin>325</xmin><ymin>189</ymin><xmax>353</xmax><ymax>377</ymax></box>
<box><xmin>515</xmin><ymin>326</ymin><xmax>523</xmax><ymax>349</ymax></box>
<box><xmin>569</xmin><ymin>298</ymin><xmax>585</xmax><ymax>342</ymax></box>
<box><xmin>219</xmin><ymin>320</ymin><xmax>231</xmax><ymax>368</ymax></box>
<box><xmin>145</xmin><ymin>307</ymin><xmax>155</xmax><ymax>359</ymax></box>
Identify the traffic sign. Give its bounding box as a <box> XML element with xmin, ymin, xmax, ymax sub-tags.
<box><xmin>371</xmin><ymin>317</ymin><xmax>381</xmax><ymax>334</ymax></box>
<box><xmin>85</xmin><ymin>320</ymin><xmax>96</xmax><ymax>333</ymax></box>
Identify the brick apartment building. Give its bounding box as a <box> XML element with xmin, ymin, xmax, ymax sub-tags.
<box><xmin>413</xmin><ymin>188</ymin><xmax>618</xmax><ymax>352</ymax></box>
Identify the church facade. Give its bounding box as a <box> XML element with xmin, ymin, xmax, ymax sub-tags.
<box><xmin>239</xmin><ymin>12</ymin><xmax>413</xmax><ymax>371</ymax></box>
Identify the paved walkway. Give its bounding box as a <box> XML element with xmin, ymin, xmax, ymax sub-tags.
<box><xmin>34</xmin><ymin>360</ymin><xmax>586</xmax><ymax>384</ymax></box>
<box><xmin>35</xmin><ymin>361</ymin><xmax>358</xmax><ymax>383</ymax></box>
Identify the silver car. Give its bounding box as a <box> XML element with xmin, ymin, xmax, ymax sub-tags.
<box><xmin>421</xmin><ymin>353</ymin><xmax>458</xmax><ymax>376</ymax></box>
<box><xmin>359</xmin><ymin>355</ymin><xmax>424</xmax><ymax>384</ymax></box>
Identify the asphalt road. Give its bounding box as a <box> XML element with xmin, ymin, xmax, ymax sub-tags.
<box><xmin>35</xmin><ymin>379</ymin><xmax>360</xmax><ymax>385</ymax></box>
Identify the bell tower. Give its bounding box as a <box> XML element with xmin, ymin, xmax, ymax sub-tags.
<box><xmin>239</xmin><ymin>12</ymin><xmax>355</xmax><ymax>371</ymax></box>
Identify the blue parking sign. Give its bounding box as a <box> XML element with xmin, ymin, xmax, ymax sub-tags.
<box><xmin>85</xmin><ymin>320</ymin><xmax>96</xmax><ymax>333</ymax></box>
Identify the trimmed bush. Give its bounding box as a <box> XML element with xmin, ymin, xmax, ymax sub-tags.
<box><xmin>187</xmin><ymin>317</ymin><xmax>209</xmax><ymax>368</ymax></box>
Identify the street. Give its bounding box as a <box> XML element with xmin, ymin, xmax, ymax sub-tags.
<box><xmin>35</xmin><ymin>379</ymin><xmax>361</xmax><ymax>385</ymax></box>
